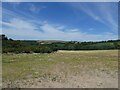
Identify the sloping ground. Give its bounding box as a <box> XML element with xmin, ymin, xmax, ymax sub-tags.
<box><xmin>37</xmin><ymin>40</ymin><xmax>66</xmax><ymax>44</ymax></box>
<box><xmin>2</xmin><ymin>50</ymin><xmax>118</xmax><ymax>88</ymax></box>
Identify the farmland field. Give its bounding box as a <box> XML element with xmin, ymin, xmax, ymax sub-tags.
<box><xmin>2</xmin><ymin>50</ymin><xmax>118</xmax><ymax>88</ymax></box>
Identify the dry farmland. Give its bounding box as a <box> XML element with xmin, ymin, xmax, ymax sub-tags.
<box><xmin>2</xmin><ymin>50</ymin><xmax>118</xmax><ymax>88</ymax></box>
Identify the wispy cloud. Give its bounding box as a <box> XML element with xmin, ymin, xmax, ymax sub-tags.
<box><xmin>2</xmin><ymin>7</ymin><xmax>42</xmax><ymax>23</ymax></box>
<box><xmin>2</xmin><ymin>18</ymin><xmax>117</xmax><ymax>41</ymax></box>
<box><xmin>96</xmin><ymin>3</ymin><xmax>118</xmax><ymax>31</ymax></box>
<box><xmin>89</xmin><ymin>28</ymin><xmax>94</xmax><ymax>31</ymax></box>
<box><xmin>68</xmin><ymin>3</ymin><xmax>118</xmax><ymax>32</ymax></box>
<box><xmin>28</xmin><ymin>3</ymin><xmax>46</xmax><ymax>13</ymax></box>
<box><xmin>0</xmin><ymin>3</ymin><xmax>2</xmax><ymax>34</ymax></box>
<box><xmin>2</xmin><ymin>2</ymin><xmax>118</xmax><ymax>41</ymax></box>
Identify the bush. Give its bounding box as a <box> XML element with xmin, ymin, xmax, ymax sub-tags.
<box><xmin>2</xmin><ymin>34</ymin><xmax>120</xmax><ymax>54</ymax></box>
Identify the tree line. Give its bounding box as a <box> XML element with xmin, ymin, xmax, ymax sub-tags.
<box><xmin>1</xmin><ymin>34</ymin><xmax>120</xmax><ymax>53</ymax></box>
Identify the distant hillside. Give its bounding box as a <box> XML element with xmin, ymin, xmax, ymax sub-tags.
<box><xmin>1</xmin><ymin>34</ymin><xmax>120</xmax><ymax>53</ymax></box>
<box><xmin>37</xmin><ymin>40</ymin><xmax>67</xmax><ymax>44</ymax></box>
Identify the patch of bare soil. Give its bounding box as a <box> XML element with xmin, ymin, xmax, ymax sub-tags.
<box><xmin>3</xmin><ymin>69</ymin><xmax>118</xmax><ymax>88</ymax></box>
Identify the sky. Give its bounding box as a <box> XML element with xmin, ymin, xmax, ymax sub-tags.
<box><xmin>1</xmin><ymin>2</ymin><xmax>118</xmax><ymax>41</ymax></box>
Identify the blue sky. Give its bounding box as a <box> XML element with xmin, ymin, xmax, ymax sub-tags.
<box><xmin>1</xmin><ymin>2</ymin><xmax>118</xmax><ymax>41</ymax></box>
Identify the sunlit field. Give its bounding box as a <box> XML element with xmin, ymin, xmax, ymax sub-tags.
<box><xmin>2</xmin><ymin>50</ymin><xmax>118</xmax><ymax>88</ymax></box>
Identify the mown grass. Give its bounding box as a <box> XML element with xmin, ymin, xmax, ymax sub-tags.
<box><xmin>2</xmin><ymin>50</ymin><xmax>118</xmax><ymax>88</ymax></box>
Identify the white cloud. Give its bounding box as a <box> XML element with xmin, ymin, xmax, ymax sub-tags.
<box><xmin>2</xmin><ymin>18</ymin><xmax>117</xmax><ymax>41</ymax></box>
<box><xmin>56</xmin><ymin>25</ymin><xmax>66</xmax><ymax>30</ymax></box>
<box><xmin>0</xmin><ymin>12</ymin><xmax>1</xmax><ymax>34</ymax></box>
<box><xmin>2</xmin><ymin>18</ymin><xmax>37</xmax><ymax>30</ymax></box>
<box><xmin>95</xmin><ymin>3</ymin><xmax>118</xmax><ymax>31</ymax></box>
<box><xmin>68</xmin><ymin>29</ymin><xmax>79</xmax><ymax>32</ymax></box>
<box><xmin>29</xmin><ymin>4</ymin><xmax>46</xmax><ymax>13</ymax></box>
<box><xmin>2</xmin><ymin>19</ymin><xmax>43</xmax><ymax>39</ymax></box>
<box><xmin>68</xmin><ymin>3</ymin><xmax>118</xmax><ymax>32</ymax></box>
<box><xmin>2</xmin><ymin>7</ymin><xmax>41</xmax><ymax>22</ymax></box>
<box><xmin>89</xmin><ymin>28</ymin><xmax>94</xmax><ymax>31</ymax></box>
<box><xmin>2</xmin><ymin>2</ymin><xmax>118</xmax><ymax>41</ymax></box>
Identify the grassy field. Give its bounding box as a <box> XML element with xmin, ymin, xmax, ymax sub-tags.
<box><xmin>2</xmin><ymin>50</ymin><xmax>118</xmax><ymax>88</ymax></box>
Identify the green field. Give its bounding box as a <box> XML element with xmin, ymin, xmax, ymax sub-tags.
<box><xmin>2</xmin><ymin>50</ymin><xmax>118</xmax><ymax>88</ymax></box>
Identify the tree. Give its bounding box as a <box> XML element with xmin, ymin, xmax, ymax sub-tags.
<box><xmin>1</xmin><ymin>34</ymin><xmax>8</xmax><ymax>40</ymax></box>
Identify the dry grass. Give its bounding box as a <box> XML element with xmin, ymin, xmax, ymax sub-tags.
<box><xmin>2</xmin><ymin>50</ymin><xmax>118</xmax><ymax>88</ymax></box>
